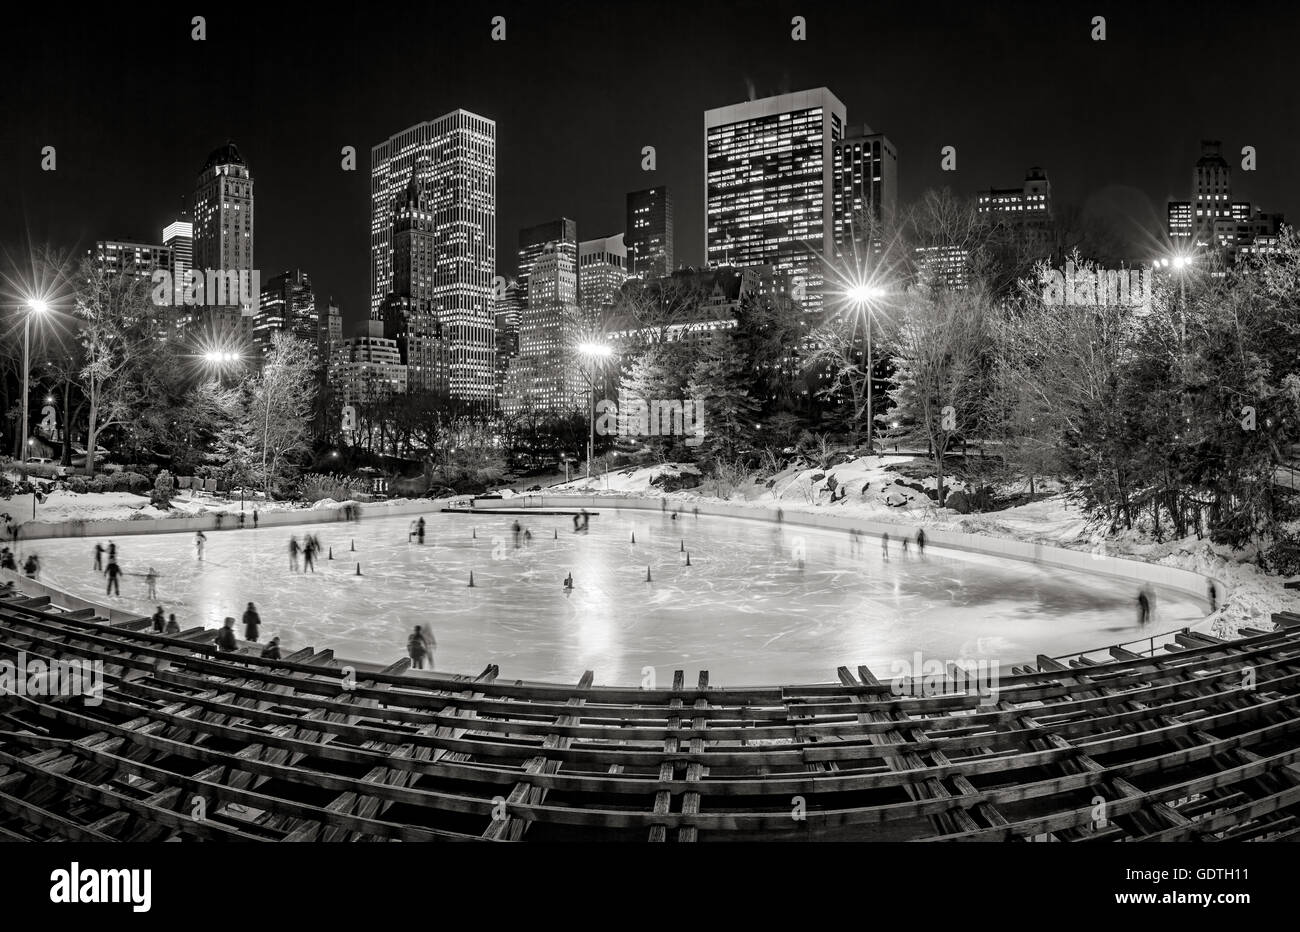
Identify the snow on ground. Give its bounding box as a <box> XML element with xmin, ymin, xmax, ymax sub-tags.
<box><xmin>536</xmin><ymin>455</ymin><xmax>1300</xmax><ymax>635</ymax></box>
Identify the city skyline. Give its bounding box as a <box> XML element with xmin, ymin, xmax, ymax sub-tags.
<box><xmin>6</xmin><ymin>0</ymin><xmax>1300</xmax><ymax>334</ymax></box>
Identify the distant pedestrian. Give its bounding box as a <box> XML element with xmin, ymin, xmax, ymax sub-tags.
<box><xmin>214</xmin><ymin>513</ymin><xmax>223</xmax><ymax>531</ymax></box>
<box><xmin>1207</xmin><ymin>581</ymin><xmax>1218</xmax><ymax>613</ymax></box>
<box><xmin>242</xmin><ymin>602</ymin><xmax>261</xmax><ymax>642</ymax></box>
<box><xmin>901</xmin><ymin>537</ymin><xmax>910</xmax><ymax>556</ymax></box>
<box><xmin>253</xmin><ymin>509</ymin><xmax>259</xmax><ymax>529</ymax></box>
<box><xmin>261</xmin><ymin>637</ymin><xmax>282</xmax><ymax>661</ymax></box>
<box><xmin>417</xmin><ymin>517</ymin><xmax>426</xmax><ymax>544</ymax></box>
<box><xmin>93</xmin><ymin>543</ymin><xmax>104</xmax><ymax>572</ymax></box>
<box><xmin>151</xmin><ymin>606</ymin><xmax>166</xmax><ymax>633</ymax></box>
<box><xmin>1137</xmin><ymin>590</ymin><xmax>1151</xmax><ymax>626</ymax></box>
<box><xmin>145</xmin><ymin>566</ymin><xmax>158</xmax><ymax>599</ymax></box>
<box><xmin>288</xmin><ymin>536</ymin><xmax>300</xmax><ymax>571</ymax></box>
<box><xmin>107</xmin><ymin>541</ymin><xmax>117</xmax><ymax>563</ymax></box>
<box><xmin>215</xmin><ymin>617</ymin><xmax>238</xmax><ymax>652</ymax></box>
<box><xmin>881</xmin><ymin>533</ymin><xmax>890</xmax><ymax>560</ymax></box>
<box><xmin>105</xmin><ymin>559</ymin><xmax>122</xmax><ymax>595</ymax></box>
<box><xmin>24</xmin><ymin>554</ymin><xmax>41</xmax><ymax>579</ymax></box>
<box><xmin>407</xmin><ymin>625</ymin><xmax>435</xmax><ymax>670</ymax></box>
<box><xmin>165</xmin><ymin>613</ymin><xmax>181</xmax><ymax>634</ymax></box>
<box><xmin>195</xmin><ymin>530</ymin><xmax>206</xmax><ymax>561</ymax></box>
<box><xmin>511</xmin><ymin>520</ymin><xmax>521</xmax><ymax>548</ymax></box>
<box><xmin>238</xmin><ymin>512</ymin><xmax>246</xmax><ymax>529</ymax></box>
<box><xmin>917</xmin><ymin>529</ymin><xmax>927</xmax><ymax>556</ymax></box>
<box><xmin>523</xmin><ymin>528</ymin><xmax>532</xmax><ymax>544</ymax></box>
<box><xmin>0</xmin><ymin>547</ymin><xmax>15</xmax><ymax>571</ymax></box>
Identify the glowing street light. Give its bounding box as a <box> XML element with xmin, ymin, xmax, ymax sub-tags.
<box><xmin>843</xmin><ymin>280</ymin><xmax>889</xmax><ymax>456</ymax></box>
<box><xmin>577</xmin><ymin>342</ymin><xmax>613</xmax><ymax>479</ymax></box>
<box><xmin>20</xmin><ymin>298</ymin><xmax>50</xmax><ymax>468</ymax></box>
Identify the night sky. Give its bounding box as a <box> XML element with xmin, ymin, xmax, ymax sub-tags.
<box><xmin>4</xmin><ymin>0</ymin><xmax>1299</xmax><ymax>333</ymax></box>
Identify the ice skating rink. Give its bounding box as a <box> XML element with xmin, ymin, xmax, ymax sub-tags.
<box><xmin>29</xmin><ymin>508</ymin><xmax>1205</xmax><ymax>686</ymax></box>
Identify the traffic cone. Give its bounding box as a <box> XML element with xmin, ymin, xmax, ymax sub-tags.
<box><xmin>468</xmin><ymin>571</ymin><xmax>475</xmax><ymax>587</ymax></box>
<box><xmin>680</xmin><ymin>540</ymin><xmax>685</xmax><ymax>552</ymax></box>
<box><xmin>631</xmin><ymin>532</ymin><xmax>636</xmax><ymax>544</ymax></box>
<box><xmin>686</xmin><ymin>552</ymin><xmax>692</xmax><ymax>566</ymax></box>
<box><xmin>646</xmin><ymin>565</ymin><xmax>652</xmax><ymax>582</ymax></box>
<box><xmin>355</xmin><ymin>563</ymin><xmax>362</xmax><ymax>575</ymax></box>
<box><xmin>328</xmin><ymin>546</ymin><xmax>333</xmax><ymax>560</ymax></box>
<box><xmin>350</xmin><ymin>539</ymin><xmax>355</xmax><ymax>552</ymax></box>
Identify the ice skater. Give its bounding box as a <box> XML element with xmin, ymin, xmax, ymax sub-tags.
<box><xmin>151</xmin><ymin>606</ymin><xmax>166</xmax><ymax>633</ymax></box>
<box><xmin>93</xmin><ymin>542</ymin><xmax>104</xmax><ymax>572</ymax></box>
<box><xmin>512</xmin><ymin>520</ymin><xmax>522</xmax><ymax>548</ymax></box>
<box><xmin>917</xmin><ymin>529</ymin><xmax>927</xmax><ymax>557</ymax></box>
<box><xmin>0</xmin><ymin>547</ymin><xmax>15</xmax><ymax>571</ymax></box>
<box><xmin>253</xmin><ymin>509</ymin><xmax>259</xmax><ymax>529</ymax></box>
<box><xmin>165</xmin><ymin>613</ymin><xmax>181</xmax><ymax>634</ymax></box>
<box><xmin>261</xmin><ymin>637</ymin><xmax>282</xmax><ymax>660</ymax></box>
<box><xmin>901</xmin><ymin>537</ymin><xmax>910</xmax><ymax>557</ymax></box>
<box><xmin>238</xmin><ymin>512</ymin><xmax>246</xmax><ymax>529</ymax></box>
<box><xmin>417</xmin><ymin>517</ymin><xmax>426</xmax><ymax>544</ymax></box>
<box><xmin>1207</xmin><ymin>580</ymin><xmax>1217</xmax><ymax>613</ymax></box>
<box><xmin>881</xmin><ymin>532</ymin><xmax>890</xmax><ymax>560</ymax></box>
<box><xmin>195</xmin><ymin>530</ymin><xmax>207</xmax><ymax>561</ymax></box>
<box><xmin>1137</xmin><ymin>589</ymin><xmax>1151</xmax><ymax>626</ymax></box>
<box><xmin>406</xmin><ymin>625</ymin><xmax>435</xmax><ymax>670</ymax></box>
<box><xmin>523</xmin><ymin>528</ymin><xmax>532</xmax><ymax>545</ymax></box>
<box><xmin>107</xmin><ymin>541</ymin><xmax>117</xmax><ymax>564</ymax></box>
<box><xmin>24</xmin><ymin>554</ymin><xmax>40</xmax><ymax>579</ymax></box>
<box><xmin>288</xmin><ymin>536</ymin><xmax>300</xmax><ymax>572</ymax></box>
<box><xmin>105</xmin><ymin>558</ymin><xmax>122</xmax><ymax>595</ymax></box>
<box><xmin>242</xmin><ymin>602</ymin><xmax>261</xmax><ymax>642</ymax></box>
<box><xmin>145</xmin><ymin>566</ymin><xmax>158</xmax><ymax>599</ymax></box>
<box><xmin>303</xmin><ymin>536</ymin><xmax>317</xmax><ymax>573</ymax></box>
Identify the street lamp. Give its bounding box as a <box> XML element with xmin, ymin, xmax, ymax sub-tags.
<box><xmin>20</xmin><ymin>299</ymin><xmax>49</xmax><ymax>469</ymax></box>
<box><xmin>845</xmin><ymin>283</ymin><xmax>887</xmax><ymax>456</ymax></box>
<box><xmin>577</xmin><ymin>342</ymin><xmax>613</xmax><ymax>480</ymax></box>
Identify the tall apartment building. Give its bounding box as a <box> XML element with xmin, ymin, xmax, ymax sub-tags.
<box><xmin>370</xmin><ymin>111</ymin><xmax>496</xmax><ymax>406</ymax></box>
<box><xmin>517</xmin><ymin>218</ymin><xmax>578</xmax><ymax>306</ymax></box>
<box><xmin>975</xmin><ymin>166</ymin><xmax>1055</xmax><ymax>254</ymax></box>
<box><xmin>318</xmin><ymin>298</ymin><xmax>343</xmax><ymax>361</ymax></box>
<box><xmin>625</xmin><ymin>187</ymin><xmax>674</xmax><ymax>278</ymax></box>
<box><xmin>328</xmin><ymin>320</ymin><xmax>408</xmax><ymax>404</ymax></box>
<box><xmin>91</xmin><ymin>239</ymin><xmax>172</xmax><ymax>281</ymax></box>
<box><xmin>578</xmin><ymin>233</ymin><xmax>630</xmax><ymax>320</ymax></box>
<box><xmin>502</xmin><ymin>243</ymin><xmax>584</xmax><ymax>414</ymax></box>
<box><xmin>831</xmin><ymin>126</ymin><xmax>898</xmax><ymax>261</ymax></box>
<box><xmin>705</xmin><ymin>88</ymin><xmax>846</xmax><ymax>311</ymax></box>
<box><xmin>255</xmin><ymin>270</ymin><xmax>318</xmax><ymax>361</ymax></box>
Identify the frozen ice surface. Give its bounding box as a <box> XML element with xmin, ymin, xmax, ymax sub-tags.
<box><xmin>30</xmin><ymin>508</ymin><xmax>1205</xmax><ymax>686</ymax></box>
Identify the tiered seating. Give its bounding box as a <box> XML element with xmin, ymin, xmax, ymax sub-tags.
<box><xmin>2</xmin><ymin>584</ymin><xmax>1300</xmax><ymax>841</ymax></box>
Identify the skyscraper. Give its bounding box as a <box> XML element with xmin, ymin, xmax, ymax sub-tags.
<box><xmin>517</xmin><ymin>218</ymin><xmax>577</xmax><ymax>306</ymax></box>
<box><xmin>255</xmin><ymin>270</ymin><xmax>318</xmax><ymax>361</ymax></box>
<box><xmin>1191</xmin><ymin>140</ymin><xmax>1232</xmax><ymax>248</ymax></box>
<box><xmin>371</xmin><ymin>110</ymin><xmax>496</xmax><ymax>406</ymax></box>
<box><xmin>831</xmin><ymin>126</ymin><xmax>897</xmax><ymax>262</ymax></box>
<box><xmin>705</xmin><ymin>88</ymin><xmax>846</xmax><ymax>310</ymax></box>
<box><xmin>328</xmin><ymin>320</ymin><xmax>408</xmax><ymax>405</ymax></box>
<box><xmin>319</xmin><ymin>298</ymin><xmax>343</xmax><ymax>361</ymax></box>
<box><xmin>162</xmin><ymin>218</ymin><xmax>192</xmax><ymax>299</ymax></box>
<box><xmin>192</xmin><ymin>143</ymin><xmax>254</xmax><ymax>296</ymax></box>
<box><xmin>191</xmin><ymin>143</ymin><xmax>255</xmax><ymax>347</ymax></box>
<box><xmin>578</xmin><ymin>234</ymin><xmax>629</xmax><ymax>320</ymax></box>
<box><xmin>381</xmin><ymin>176</ymin><xmax>449</xmax><ymax>394</ymax></box>
<box><xmin>502</xmin><ymin>243</ymin><xmax>583</xmax><ymax>414</ymax></box>
<box><xmin>625</xmin><ymin>187</ymin><xmax>674</xmax><ymax>278</ymax></box>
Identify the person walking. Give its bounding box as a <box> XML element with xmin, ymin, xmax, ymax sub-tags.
<box><xmin>215</xmin><ymin>617</ymin><xmax>238</xmax><ymax>652</ymax></box>
<box><xmin>303</xmin><ymin>537</ymin><xmax>317</xmax><ymax>573</ymax></box>
<box><xmin>261</xmin><ymin>637</ymin><xmax>282</xmax><ymax>660</ymax></box>
<box><xmin>165</xmin><ymin>613</ymin><xmax>181</xmax><ymax>635</ymax></box>
<box><xmin>105</xmin><ymin>558</ymin><xmax>122</xmax><ymax>595</ymax></box>
<box><xmin>407</xmin><ymin>625</ymin><xmax>435</xmax><ymax>670</ymax></box>
<box><xmin>145</xmin><ymin>566</ymin><xmax>158</xmax><ymax>600</ymax></box>
<box><xmin>93</xmin><ymin>543</ymin><xmax>104</xmax><ymax>572</ymax></box>
<box><xmin>242</xmin><ymin>602</ymin><xmax>261</xmax><ymax>642</ymax></box>
<box><xmin>288</xmin><ymin>536</ymin><xmax>300</xmax><ymax>572</ymax></box>
<box><xmin>195</xmin><ymin>530</ymin><xmax>207</xmax><ymax>561</ymax></box>
<box><xmin>151</xmin><ymin>606</ymin><xmax>166</xmax><ymax>633</ymax></box>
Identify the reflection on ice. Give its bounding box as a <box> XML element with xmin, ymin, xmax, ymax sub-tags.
<box><xmin>31</xmin><ymin>508</ymin><xmax>1204</xmax><ymax>686</ymax></box>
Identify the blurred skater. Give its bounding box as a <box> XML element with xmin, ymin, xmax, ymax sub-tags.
<box><xmin>881</xmin><ymin>532</ymin><xmax>890</xmax><ymax>560</ymax></box>
<box><xmin>288</xmin><ymin>536</ymin><xmax>300</xmax><ymax>572</ymax></box>
<box><xmin>145</xmin><ymin>566</ymin><xmax>158</xmax><ymax>599</ymax></box>
<box><xmin>417</xmin><ymin>517</ymin><xmax>426</xmax><ymax>544</ymax></box>
<box><xmin>916</xmin><ymin>529</ymin><xmax>927</xmax><ymax>556</ymax></box>
<box><xmin>93</xmin><ymin>542</ymin><xmax>104</xmax><ymax>572</ymax></box>
<box><xmin>165</xmin><ymin>613</ymin><xmax>181</xmax><ymax>634</ymax></box>
<box><xmin>242</xmin><ymin>602</ymin><xmax>261</xmax><ymax>642</ymax></box>
<box><xmin>407</xmin><ymin>625</ymin><xmax>435</xmax><ymax>670</ymax></box>
<box><xmin>151</xmin><ymin>606</ymin><xmax>166</xmax><ymax>633</ymax></box>
<box><xmin>215</xmin><ymin>617</ymin><xmax>238</xmax><ymax>652</ymax></box>
<box><xmin>105</xmin><ymin>558</ymin><xmax>122</xmax><ymax>594</ymax></box>
<box><xmin>195</xmin><ymin>530</ymin><xmax>206</xmax><ymax>561</ymax></box>
<box><xmin>1137</xmin><ymin>589</ymin><xmax>1151</xmax><ymax>626</ymax></box>
<box><xmin>303</xmin><ymin>537</ymin><xmax>317</xmax><ymax>573</ymax></box>
<box><xmin>261</xmin><ymin>637</ymin><xmax>282</xmax><ymax>660</ymax></box>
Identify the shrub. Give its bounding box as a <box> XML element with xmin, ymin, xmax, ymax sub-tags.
<box><xmin>67</xmin><ymin>477</ymin><xmax>89</xmax><ymax>494</ymax></box>
<box><xmin>151</xmin><ymin>470</ymin><xmax>175</xmax><ymax>509</ymax></box>
<box><xmin>1264</xmin><ymin>534</ymin><xmax>1300</xmax><ymax>577</ymax></box>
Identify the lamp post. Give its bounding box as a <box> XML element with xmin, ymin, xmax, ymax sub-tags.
<box><xmin>846</xmin><ymin>284</ymin><xmax>886</xmax><ymax>455</ymax></box>
<box><xmin>20</xmin><ymin>300</ymin><xmax>49</xmax><ymax>469</ymax></box>
<box><xmin>577</xmin><ymin>342</ymin><xmax>612</xmax><ymax>480</ymax></box>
